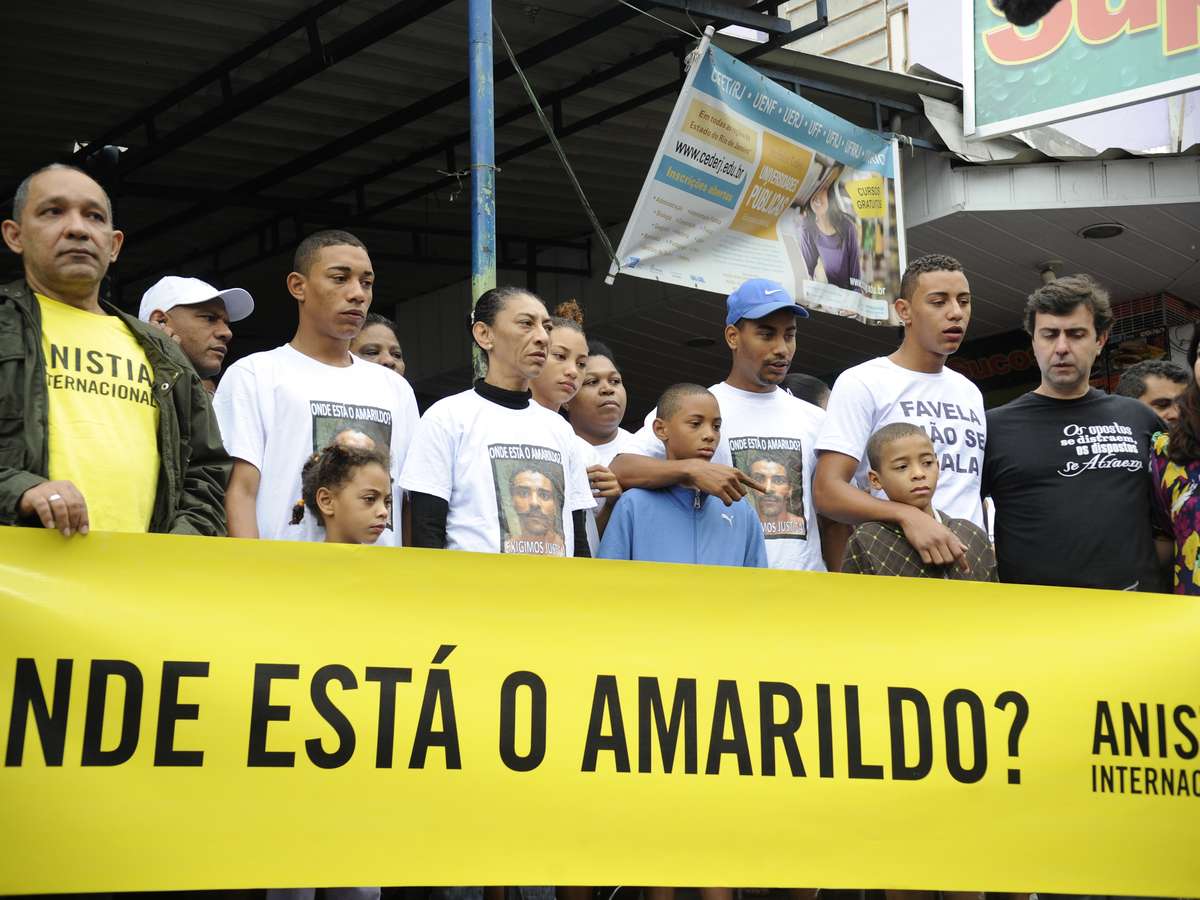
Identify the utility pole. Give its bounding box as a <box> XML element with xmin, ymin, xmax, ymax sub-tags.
<box><xmin>468</xmin><ymin>0</ymin><xmax>496</xmax><ymax>378</ymax></box>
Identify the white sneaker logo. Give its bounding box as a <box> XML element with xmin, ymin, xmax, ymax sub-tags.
<box><xmin>721</xmin><ymin>513</ymin><xmax>734</xmax><ymax>527</ymax></box>
<box><xmin>764</xmin><ymin>289</ymin><xmax>783</xmax><ymax>295</ymax></box>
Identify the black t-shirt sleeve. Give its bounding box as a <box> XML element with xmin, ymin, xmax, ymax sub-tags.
<box><xmin>573</xmin><ymin>509</ymin><xmax>591</xmax><ymax>558</ymax></box>
<box><xmin>981</xmin><ymin>407</ymin><xmax>1002</xmax><ymax>497</ymax></box>
<box><xmin>409</xmin><ymin>491</ymin><xmax>449</xmax><ymax>549</ymax></box>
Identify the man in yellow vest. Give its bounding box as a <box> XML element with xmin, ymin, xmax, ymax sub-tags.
<box><xmin>0</xmin><ymin>163</ymin><xmax>229</xmax><ymax>537</ymax></box>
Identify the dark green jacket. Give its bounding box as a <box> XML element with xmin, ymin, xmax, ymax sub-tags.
<box><xmin>0</xmin><ymin>278</ymin><xmax>230</xmax><ymax>535</ymax></box>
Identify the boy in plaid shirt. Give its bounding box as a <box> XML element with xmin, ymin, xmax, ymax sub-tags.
<box><xmin>843</xmin><ymin>422</ymin><xmax>996</xmax><ymax>580</ymax></box>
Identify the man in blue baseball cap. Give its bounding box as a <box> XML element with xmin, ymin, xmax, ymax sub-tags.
<box><xmin>724</xmin><ymin>277</ymin><xmax>810</xmax><ymax>323</ymax></box>
<box><xmin>609</xmin><ymin>277</ymin><xmax>842</xmax><ymax>572</ymax></box>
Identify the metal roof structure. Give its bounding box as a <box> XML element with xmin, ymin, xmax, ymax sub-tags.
<box><xmin>1</xmin><ymin>0</ymin><xmax>958</xmax><ymax>412</ymax></box>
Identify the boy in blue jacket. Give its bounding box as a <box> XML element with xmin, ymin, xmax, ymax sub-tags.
<box><xmin>599</xmin><ymin>383</ymin><xmax>767</xmax><ymax>567</ymax></box>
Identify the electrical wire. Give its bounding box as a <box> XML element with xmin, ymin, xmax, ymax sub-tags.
<box><xmin>493</xmin><ymin>16</ymin><xmax>621</xmax><ymax>270</ymax></box>
<box><xmin>616</xmin><ymin>0</ymin><xmax>704</xmax><ymax>38</ymax></box>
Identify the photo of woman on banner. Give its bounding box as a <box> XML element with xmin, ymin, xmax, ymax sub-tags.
<box><xmin>778</xmin><ymin>158</ymin><xmax>874</xmax><ymax>321</ymax></box>
<box><xmin>796</xmin><ymin>163</ymin><xmax>864</xmax><ymax>294</ymax></box>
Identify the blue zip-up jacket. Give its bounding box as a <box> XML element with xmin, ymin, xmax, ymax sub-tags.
<box><xmin>598</xmin><ymin>485</ymin><xmax>768</xmax><ymax>567</ymax></box>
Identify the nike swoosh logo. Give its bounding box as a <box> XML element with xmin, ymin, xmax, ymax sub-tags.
<box><xmin>764</xmin><ymin>289</ymin><xmax>783</xmax><ymax>295</ymax></box>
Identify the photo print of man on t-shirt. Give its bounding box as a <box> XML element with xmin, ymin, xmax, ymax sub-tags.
<box><xmin>311</xmin><ymin>400</ymin><xmax>395</xmax><ymax>533</ymax></box>
<box><xmin>730</xmin><ymin>437</ymin><xmax>809</xmax><ymax>539</ymax></box>
<box><xmin>489</xmin><ymin>443</ymin><xmax>568</xmax><ymax>556</ymax></box>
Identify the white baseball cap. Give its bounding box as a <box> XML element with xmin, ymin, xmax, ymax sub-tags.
<box><xmin>139</xmin><ymin>276</ymin><xmax>255</xmax><ymax>323</ymax></box>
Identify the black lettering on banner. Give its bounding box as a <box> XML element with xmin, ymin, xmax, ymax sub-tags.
<box><xmin>638</xmin><ymin>677</ymin><xmax>697</xmax><ymax>775</ymax></box>
<box><xmin>306</xmin><ymin>664</ymin><xmax>357</xmax><ymax>769</ymax></box>
<box><xmin>944</xmin><ymin>688</ymin><xmax>987</xmax><ymax>783</ymax></box>
<box><xmin>1157</xmin><ymin>703</ymin><xmax>1169</xmax><ymax>758</ymax></box>
<box><xmin>365</xmin><ymin>666</ymin><xmax>412</xmax><ymax>768</ymax></box>
<box><xmin>409</xmin><ymin>651</ymin><xmax>461</xmax><ymax>769</ymax></box>
<box><xmin>154</xmin><ymin>661</ymin><xmax>208</xmax><ymax>767</ymax></box>
<box><xmin>1123</xmin><ymin>702</ymin><xmax>1150</xmax><ymax>756</ymax></box>
<box><xmin>247</xmin><ymin>663</ymin><xmax>299</xmax><ymax>767</ymax></box>
<box><xmin>1175</xmin><ymin>705</ymin><xmax>1198</xmax><ymax>760</ymax></box>
<box><xmin>499</xmin><ymin>671</ymin><xmax>547</xmax><ymax>772</ymax></box>
<box><xmin>759</xmin><ymin>681</ymin><xmax>804</xmax><ymax>777</ymax></box>
<box><xmin>816</xmin><ymin>683</ymin><xmax>834</xmax><ymax>778</ymax></box>
<box><xmin>1093</xmin><ymin>700</ymin><xmax>1119</xmax><ymax>755</ymax></box>
<box><xmin>888</xmin><ymin>687</ymin><xmax>932</xmax><ymax>781</ymax></box>
<box><xmin>706</xmin><ymin>680</ymin><xmax>752</xmax><ymax>776</ymax></box>
<box><xmin>845</xmin><ymin>685</ymin><xmax>884</xmax><ymax>780</ymax></box>
<box><xmin>81</xmin><ymin>660</ymin><xmax>143</xmax><ymax>767</ymax></box>
<box><xmin>4</xmin><ymin>658</ymin><xmax>72</xmax><ymax>766</ymax></box>
<box><xmin>582</xmin><ymin>675</ymin><xmax>630</xmax><ymax>773</ymax></box>
<box><xmin>994</xmin><ymin>690</ymin><xmax>1028</xmax><ymax>784</ymax></box>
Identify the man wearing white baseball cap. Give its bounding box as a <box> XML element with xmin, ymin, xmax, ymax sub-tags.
<box><xmin>140</xmin><ymin>275</ymin><xmax>254</xmax><ymax>391</ymax></box>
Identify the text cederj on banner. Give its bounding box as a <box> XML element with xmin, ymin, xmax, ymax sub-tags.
<box><xmin>608</xmin><ymin>32</ymin><xmax>906</xmax><ymax>326</ymax></box>
<box><xmin>1</xmin><ymin>528</ymin><xmax>1198</xmax><ymax>894</ymax></box>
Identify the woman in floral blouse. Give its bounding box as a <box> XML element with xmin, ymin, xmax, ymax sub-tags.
<box><xmin>1150</xmin><ymin>326</ymin><xmax>1200</xmax><ymax>593</ymax></box>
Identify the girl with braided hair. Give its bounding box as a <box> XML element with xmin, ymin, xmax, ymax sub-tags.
<box><xmin>290</xmin><ymin>440</ymin><xmax>393</xmax><ymax>545</ymax></box>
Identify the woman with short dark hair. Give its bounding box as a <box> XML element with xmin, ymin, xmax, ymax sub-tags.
<box><xmin>399</xmin><ymin>287</ymin><xmax>594</xmax><ymax>556</ymax></box>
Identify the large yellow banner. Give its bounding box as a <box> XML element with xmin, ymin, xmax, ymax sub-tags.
<box><xmin>1</xmin><ymin>528</ymin><xmax>1198</xmax><ymax>894</ymax></box>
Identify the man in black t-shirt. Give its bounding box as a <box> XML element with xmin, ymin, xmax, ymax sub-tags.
<box><xmin>983</xmin><ymin>275</ymin><xmax>1166</xmax><ymax>591</ymax></box>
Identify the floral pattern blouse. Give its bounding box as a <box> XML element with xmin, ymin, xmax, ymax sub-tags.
<box><xmin>1150</xmin><ymin>431</ymin><xmax>1200</xmax><ymax>594</ymax></box>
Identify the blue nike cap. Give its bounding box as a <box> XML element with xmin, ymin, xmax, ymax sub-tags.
<box><xmin>725</xmin><ymin>278</ymin><xmax>810</xmax><ymax>326</ymax></box>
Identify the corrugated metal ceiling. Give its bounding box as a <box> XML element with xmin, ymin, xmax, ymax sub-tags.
<box><xmin>0</xmin><ymin>0</ymin><xmax>973</xmax><ymax>415</ymax></box>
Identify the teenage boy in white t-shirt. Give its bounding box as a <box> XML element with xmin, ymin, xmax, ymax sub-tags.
<box><xmin>610</xmin><ymin>278</ymin><xmax>838</xmax><ymax>572</ymax></box>
<box><xmin>813</xmin><ymin>254</ymin><xmax>986</xmax><ymax>570</ymax></box>
<box><xmin>215</xmin><ymin>230</ymin><xmax>419</xmax><ymax>546</ymax></box>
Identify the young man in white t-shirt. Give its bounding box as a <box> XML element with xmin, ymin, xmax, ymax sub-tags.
<box><xmin>813</xmin><ymin>254</ymin><xmax>986</xmax><ymax>570</ymax></box>
<box><xmin>610</xmin><ymin>278</ymin><xmax>837</xmax><ymax>572</ymax></box>
<box><xmin>215</xmin><ymin>230</ymin><xmax>419</xmax><ymax>546</ymax></box>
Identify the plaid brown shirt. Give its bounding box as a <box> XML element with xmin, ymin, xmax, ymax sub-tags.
<box><xmin>842</xmin><ymin>511</ymin><xmax>997</xmax><ymax>581</ymax></box>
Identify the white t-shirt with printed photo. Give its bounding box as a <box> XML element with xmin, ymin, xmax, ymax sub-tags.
<box><xmin>625</xmin><ymin>382</ymin><xmax>827</xmax><ymax>572</ymax></box>
<box><xmin>399</xmin><ymin>389</ymin><xmax>595</xmax><ymax>556</ymax></box>
<box><xmin>817</xmin><ymin>355</ymin><xmax>986</xmax><ymax>526</ymax></box>
<box><xmin>213</xmin><ymin>343</ymin><xmax>420</xmax><ymax>545</ymax></box>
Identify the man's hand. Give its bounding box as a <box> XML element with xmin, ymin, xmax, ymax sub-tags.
<box><xmin>898</xmin><ymin>505</ymin><xmax>968</xmax><ymax>571</ymax></box>
<box><xmin>586</xmin><ymin>465</ymin><xmax>622</xmax><ymax>500</ymax></box>
<box><xmin>681</xmin><ymin>460</ymin><xmax>766</xmax><ymax>506</ymax></box>
<box><xmin>18</xmin><ymin>480</ymin><xmax>89</xmax><ymax>537</ymax></box>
